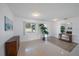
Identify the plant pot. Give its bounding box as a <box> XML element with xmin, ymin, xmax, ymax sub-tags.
<box><xmin>42</xmin><ymin>37</ymin><xmax>47</xmax><ymax>41</ymax></box>
<box><xmin>42</xmin><ymin>35</ymin><xmax>48</xmax><ymax>41</ymax></box>
<box><xmin>42</xmin><ymin>37</ymin><xmax>45</xmax><ymax>41</ymax></box>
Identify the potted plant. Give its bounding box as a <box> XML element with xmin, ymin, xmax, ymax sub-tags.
<box><xmin>39</xmin><ymin>24</ymin><xmax>49</xmax><ymax>41</ymax></box>
<box><xmin>60</xmin><ymin>26</ymin><xmax>65</xmax><ymax>33</ymax></box>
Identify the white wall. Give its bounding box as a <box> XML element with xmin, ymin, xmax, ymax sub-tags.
<box><xmin>52</xmin><ymin>21</ymin><xmax>61</xmax><ymax>38</ymax></box>
<box><xmin>14</xmin><ymin>17</ymin><xmax>58</xmax><ymax>41</ymax></box>
<box><xmin>0</xmin><ymin>4</ymin><xmax>15</xmax><ymax>55</ymax></box>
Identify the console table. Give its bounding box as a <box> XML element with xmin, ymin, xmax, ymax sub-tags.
<box><xmin>59</xmin><ymin>33</ymin><xmax>72</xmax><ymax>42</ymax></box>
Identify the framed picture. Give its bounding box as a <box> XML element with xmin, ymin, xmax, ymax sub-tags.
<box><xmin>4</xmin><ymin>16</ymin><xmax>13</xmax><ymax>31</ymax></box>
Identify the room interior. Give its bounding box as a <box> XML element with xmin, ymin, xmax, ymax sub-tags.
<box><xmin>0</xmin><ymin>3</ymin><xmax>79</xmax><ymax>56</ymax></box>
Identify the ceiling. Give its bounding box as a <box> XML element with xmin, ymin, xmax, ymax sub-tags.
<box><xmin>7</xmin><ymin>3</ymin><xmax>79</xmax><ymax>21</ymax></box>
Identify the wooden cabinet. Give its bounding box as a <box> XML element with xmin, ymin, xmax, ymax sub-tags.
<box><xmin>5</xmin><ymin>36</ymin><xmax>20</xmax><ymax>56</ymax></box>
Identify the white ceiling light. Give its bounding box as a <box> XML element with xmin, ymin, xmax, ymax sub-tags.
<box><xmin>67</xmin><ymin>22</ymin><xmax>72</xmax><ymax>25</ymax></box>
<box><xmin>32</xmin><ymin>12</ymin><xmax>40</xmax><ymax>17</ymax></box>
<box><xmin>53</xmin><ymin>18</ymin><xmax>58</xmax><ymax>21</ymax></box>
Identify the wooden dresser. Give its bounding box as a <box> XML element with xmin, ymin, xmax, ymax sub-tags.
<box><xmin>5</xmin><ymin>36</ymin><xmax>20</xmax><ymax>56</ymax></box>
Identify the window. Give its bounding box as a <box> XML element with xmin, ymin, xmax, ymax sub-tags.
<box><xmin>24</xmin><ymin>22</ymin><xmax>36</xmax><ymax>33</ymax></box>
